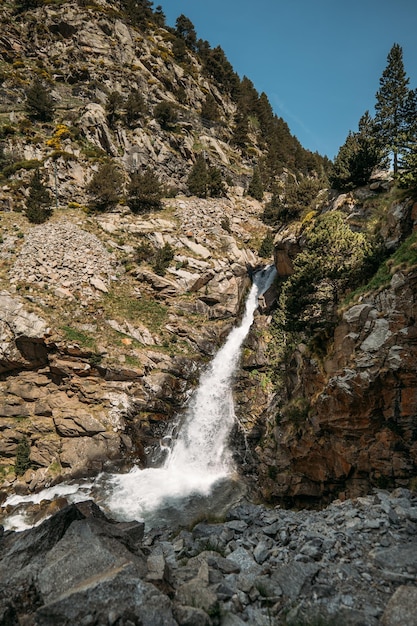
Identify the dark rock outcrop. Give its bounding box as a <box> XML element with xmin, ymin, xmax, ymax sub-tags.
<box><xmin>1</xmin><ymin>490</ymin><xmax>417</xmax><ymax>625</ymax></box>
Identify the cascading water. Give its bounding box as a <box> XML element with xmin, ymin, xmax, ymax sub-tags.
<box><xmin>2</xmin><ymin>266</ymin><xmax>276</xmax><ymax>529</ymax></box>
<box><xmin>99</xmin><ymin>264</ymin><xmax>277</xmax><ymax>525</ymax></box>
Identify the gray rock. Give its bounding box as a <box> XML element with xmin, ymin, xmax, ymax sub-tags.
<box><xmin>173</xmin><ymin>605</ymin><xmax>211</xmax><ymax>626</ymax></box>
<box><xmin>253</xmin><ymin>541</ymin><xmax>271</xmax><ymax>564</ymax></box>
<box><xmin>272</xmin><ymin>562</ymin><xmax>320</xmax><ymax>600</ymax></box>
<box><xmin>381</xmin><ymin>586</ymin><xmax>417</xmax><ymax>626</ymax></box>
<box><xmin>227</xmin><ymin>547</ymin><xmax>262</xmax><ymax>575</ymax></box>
<box><xmin>38</xmin><ymin>517</ymin><xmax>145</xmax><ymax>601</ymax></box>
<box><xmin>36</xmin><ymin>565</ymin><xmax>176</xmax><ymax>626</ymax></box>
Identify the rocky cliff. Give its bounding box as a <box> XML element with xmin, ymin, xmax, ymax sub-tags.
<box><xmin>0</xmin><ymin>193</ymin><xmax>271</xmax><ymax>497</ymax></box>
<box><xmin>255</xmin><ymin>187</ymin><xmax>417</xmax><ymax>506</ymax></box>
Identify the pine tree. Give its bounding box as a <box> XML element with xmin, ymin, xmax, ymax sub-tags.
<box><xmin>153</xmin><ymin>5</ymin><xmax>166</xmax><ymax>27</ymax></box>
<box><xmin>330</xmin><ymin>112</ymin><xmax>385</xmax><ymax>191</ymax></box>
<box><xmin>208</xmin><ymin>166</ymin><xmax>226</xmax><ymax>197</ymax></box>
<box><xmin>15</xmin><ymin>437</ymin><xmax>31</xmax><ymax>476</ymax></box>
<box><xmin>398</xmin><ymin>89</ymin><xmax>417</xmax><ymax>194</ymax></box>
<box><xmin>126</xmin><ymin>89</ymin><xmax>146</xmax><ymax>127</ymax></box>
<box><xmin>25</xmin><ymin>79</ymin><xmax>55</xmax><ymax>122</ymax></box>
<box><xmin>187</xmin><ymin>154</ymin><xmax>209</xmax><ymax>198</ymax></box>
<box><xmin>175</xmin><ymin>14</ymin><xmax>197</xmax><ymax>51</ymax></box>
<box><xmin>172</xmin><ymin>37</ymin><xmax>187</xmax><ymax>62</ymax></box>
<box><xmin>374</xmin><ymin>43</ymin><xmax>411</xmax><ymax>175</ymax></box>
<box><xmin>247</xmin><ymin>167</ymin><xmax>264</xmax><ymax>201</ymax></box>
<box><xmin>127</xmin><ymin>168</ymin><xmax>163</xmax><ymax>214</ymax></box>
<box><xmin>201</xmin><ymin>93</ymin><xmax>220</xmax><ymax>124</ymax></box>
<box><xmin>280</xmin><ymin>212</ymin><xmax>370</xmax><ymax>334</ymax></box>
<box><xmin>203</xmin><ymin>46</ymin><xmax>240</xmax><ymax>96</ymax></box>
<box><xmin>154</xmin><ymin>101</ymin><xmax>177</xmax><ymax>130</ymax></box>
<box><xmin>25</xmin><ymin>168</ymin><xmax>53</xmax><ymax>224</ymax></box>
<box><xmin>262</xmin><ymin>184</ymin><xmax>283</xmax><ymax>227</ymax></box>
<box><xmin>232</xmin><ymin>112</ymin><xmax>249</xmax><ymax>152</ymax></box>
<box><xmin>120</xmin><ymin>0</ymin><xmax>153</xmax><ymax>30</ymax></box>
<box><xmin>87</xmin><ymin>160</ymin><xmax>123</xmax><ymax>211</ymax></box>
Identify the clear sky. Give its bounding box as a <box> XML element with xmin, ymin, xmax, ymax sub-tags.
<box><xmin>159</xmin><ymin>0</ymin><xmax>417</xmax><ymax>160</ymax></box>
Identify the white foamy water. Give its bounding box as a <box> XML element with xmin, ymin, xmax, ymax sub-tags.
<box><xmin>102</xmin><ymin>265</ymin><xmax>276</xmax><ymax>522</ymax></box>
<box><xmin>2</xmin><ymin>266</ymin><xmax>276</xmax><ymax>529</ymax></box>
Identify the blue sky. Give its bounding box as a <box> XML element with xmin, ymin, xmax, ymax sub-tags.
<box><xmin>159</xmin><ymin>0</ymin><xmax>417</xmax><ymax>159</ymax></box>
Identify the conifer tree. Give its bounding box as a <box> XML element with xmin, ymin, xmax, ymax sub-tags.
<box><xmin>153</xmin><ymin>5</ymin><xmax>166</xmax><ymax>27</ymax></box>
<box><xmin>25</xmin><ymin>79</ymin><xmax>55</xmax><ymax>122</ymax></box>
<box><xmin>126</xmin><ymin>89</ymin><xmax>146</xmax><ymax>127</ymax></box>
<box><xmin>279</xmin><ymin>212</ymin><xmax>370</xmax><ymax>334</ymax></box>
<box><xmin>201</xmin><ymin>93</ymin><xmax>220</xmax><ymax>123</ymax></box>
<box><xmin>374</xmin><ymin>43</ymin><xmax>411</xmax><ymax>175</ymax></box>
<box><xmin>330</xmin><ymin>112</ymin><xmax>384</xmax><ymax>191</ymax></box>
<box><xmin>247</xmin><ymin>167</ymin><xmax>264</xmax><ymax>201</ymax></box>
<box><xmin>120</xmin><ymin>0</ymin><xmax>153</xmax><ymax>30</ymax></box>
<box><xmin>232</xmin><ymin>112</ymin><xmax>249</xmax><ymax>152</ymax></box>
<box><xmin>208</xmin><ymin>166</ymin><xmax>226</xmax><ymax>198</ymax></box>
<box><xmin>399</xmin><ymin>90</ymin><xmax>417</xmax><ymax>193</ymax></box>
<box><xmin>127</xmin><ymin>168</ymin><xmax>163</xmax><ymax>214</ymax></box>
<box><xmin>106</xmin><ymin>91</ymin><xmax>124</xmax><ymax>128</ymax></box>
<box><xmin>87</xmin><ymin>160</ymin><xmax>123</xmax><ymax>211</ymax></box>
<box><xmin>187</xmin><ymin>154</ymin><xmax>209</xmax><ymax>198</ymax></box>
<box><xmin>175</xmin><ymin>14</ymin><xmax>197</xmax><ymax>51</ymax></box>
<box><xmin>154</xmin><ymin>101</ymin><xmax>177</xmax><ymax>130</ymax></box>
<box><xmin>172</xmin><ymin>37</ymin><xmax>187</xmax><ymax>62</ymax></box>
<box><xmin>25</xmin><ymin>168</ymin><xmax>53</xmax><ymax>224</ymax></box>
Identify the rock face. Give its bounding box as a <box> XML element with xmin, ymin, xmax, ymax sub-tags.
<box><xmin>256</xmin><ymin>194</ymin><xmax>417</xmax><ymax>505</ymax></box>
<box><xmin>0</xmin><ymin>194</ymin><xmax>270</xmax><ymax>496</ymax></box>
<box><xmin>1</xmin><ymin>489</ymin><xmax>416</xmax><ymax>625</ymax></box>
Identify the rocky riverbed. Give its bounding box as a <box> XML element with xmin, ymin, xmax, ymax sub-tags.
<box><xmin>1</xmin><ymin>488</ymin><xmax>416</xmax><ymax>625</ymax></box>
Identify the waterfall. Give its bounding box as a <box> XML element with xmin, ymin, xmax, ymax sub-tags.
<box><xmin>100</xmin><ymin>264</ymin><xmax>277</xmax><ymax>524</ymax></box>
<box><xmin>2</xmin><ymin>266</ymin><xmax>276</xmax><ymax>529</ymax></box>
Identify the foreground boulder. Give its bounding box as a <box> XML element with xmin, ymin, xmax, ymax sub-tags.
<box><xmin>1</xmin><ymin>489</ymin><xmax>416</xmax><ymax>625</ymax></box>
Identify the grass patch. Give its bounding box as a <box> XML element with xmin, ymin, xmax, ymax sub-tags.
<box><xmin>103</xmin><ymin>288</ymin><xmax>168</xmax><ymax>334</ymax></box>
<box><xmin>61</xmin><ymin>325</ymin><xmax>96</xmax><ymax>348</ymax></box>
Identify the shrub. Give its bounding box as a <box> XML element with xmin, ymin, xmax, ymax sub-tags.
<box><xmin>221</xmin><ymin>216</ymin><xmax>231</xmax><ymax>233</ymax></box>
<box><xmin>135</xmin><ymin>239</ymin><xmax>154</xmax><ymax>263</ymax></box>
<box><xmin>258</xmin><ymin>232</ymin><xmax>274</xmax><ymax>258</ymax></box>
<box><xmin>15</xmin><ymin>437</ymin><xmax>31</xmax><ymax>476</ymax></box>
<box><xmin>153</xmin><ymin>242</ymin><xmax>174</xmax><ymax>275</ymax></box>
<box><xmin>25</xmin><ymin>79</ymin><xmax>55</xmax><ymax>122</ymax></box>
<box><xmin>154</xmin><ymin>100</ymin><xmax>178</xmax><ymax>130</ymax></box>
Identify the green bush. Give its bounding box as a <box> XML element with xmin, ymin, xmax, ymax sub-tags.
<box><xmin>153</xmin><ymin>243</ymin><xmax>174</xmax><ymax>275</ymax></box>
<box><xmin>154</xmin><ymin>100</ymin><xmax>178</xmax><ymax>130</ymax></box>
<box><xmin>15</xmin><ymin>437</ymin><xmax>31</xmax><ymax>476</ymax></box>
